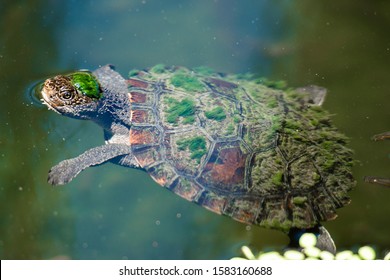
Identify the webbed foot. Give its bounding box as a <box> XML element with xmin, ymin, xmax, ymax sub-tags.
<box><xmin>48</xmin><ymin>158</ymin><xmax>80</xmax><ymax>185</ymax></box>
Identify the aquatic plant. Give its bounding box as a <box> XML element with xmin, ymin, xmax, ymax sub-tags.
<box><xmin>231</xmin><ymin>233</ymin><xmax>390</xmax><ymax>260</ymax></box>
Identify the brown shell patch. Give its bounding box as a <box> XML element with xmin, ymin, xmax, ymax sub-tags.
<box><xmin>199</xmin><ymin>145</ymin><xmax>247</xmax><ymax>191</ymax></box>
<box><xmin>131</xmin><ymin>109</ymin><xmax>148</xmax><ymax>123</ymax></box>
<box><xmin>129</xmin><ymin>91</ymin><xmax>147</xmax><ymax>103</ymax></box>
<box><xmin>208</xmin><ymin>78</ymin><xmax>238</xmax><ymax>89</ymax></box>
<box><xmin>127</xmin><ymin>78</ymin><xmax>149</xmax><ymax>89</ymax></box>
<box><xmin>130</xmin><ymin>127</ymin><xmax>159</xmax><ymax>146</ymax></box>
<box><xmin>206</xmin><ymin>78</ymin><xmax>239</xmax><ymax>100</ymax></box>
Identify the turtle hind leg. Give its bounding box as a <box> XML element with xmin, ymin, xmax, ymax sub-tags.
<box><xmin>287</xmin><ymin>224</ymin><xmax>336</xmax><ymax>254</ymax></box>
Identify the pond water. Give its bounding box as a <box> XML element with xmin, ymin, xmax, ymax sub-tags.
<box><xmin>0</xmin><ymin>0</ymin><xmax>389</xmax><ymax>259</ymax></box>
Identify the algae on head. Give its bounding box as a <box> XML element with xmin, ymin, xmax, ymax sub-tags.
<box><xmin>70</xmin><ymin>72</ymin><xmax>102</xmax><ymax>99</ymax></box>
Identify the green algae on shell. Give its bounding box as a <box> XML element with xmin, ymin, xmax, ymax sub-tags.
<box><xmin>170</xmin><ymin>72</ymin><xmax>205</xmax><ymax>92</ymax></box>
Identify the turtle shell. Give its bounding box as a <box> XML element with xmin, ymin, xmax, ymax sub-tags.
<box><xmin>126</xmin><ymin>65</ymin><xmax>355</xmax><ymax>232</ymax></box>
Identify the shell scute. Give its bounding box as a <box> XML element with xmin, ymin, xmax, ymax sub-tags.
<box><xmin>165</xmin><ymin>130</ymin><xmax>211</xmax><ymax>176</ymax></box>
<box><xmin>169</xmin><ymin>177</ymin><xmax>204</xmax><ymax>202</ymax></box>
<box><xmin>198</xmin><ymin>143</ymin><xmax>248</xmax><ymax>192</ymax></box>
<box><xmin>146</xmin><ymin>162</ymin><xmax>177</xmax><ymax>188</ymax></box>
<box><xmin>195</xmin><ymin>190</ymin><xmax>227</xmax><ymax>215</ymax></box>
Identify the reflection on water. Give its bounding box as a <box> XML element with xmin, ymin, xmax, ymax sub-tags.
<box><xmin>25</xmin><ymin>80</ymin><xmax>45</xmax><ymax>108</ymax></box>
<box><xmin>0</xmin><ymin>0</ymin><xmax>389</xmax><ymax>259</ymax></box>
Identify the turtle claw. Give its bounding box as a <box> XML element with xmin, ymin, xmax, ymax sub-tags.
<box><xmin>365</xmin><ymin>131</ymin><xmax>390</xmax><ymax>188</ymax></box>
<box><xmin>48</xmin><ymin>159</ymin><xmax>79</xmax><ymax>186</ymax></box>
<box><xmin>364</xmin><ymin>176</ymin><xmax>390</xmax><ymax>188</ymax></box>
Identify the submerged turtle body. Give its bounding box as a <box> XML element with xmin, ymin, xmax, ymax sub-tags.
<box><xmin>124</xmin><ymin>65</ymin><xmax>354</xmax><ymax>231</ymax></box>
<box><xmin>40</xmin><ymin>65</ymin><xmax>354</xmax><ymax>236</ymax></box>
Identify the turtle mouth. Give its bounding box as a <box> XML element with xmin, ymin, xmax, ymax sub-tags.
<box><xmin>40</xmin><ymin>87</ymin><xmax>61</xmax><ymax>113</ymax></box>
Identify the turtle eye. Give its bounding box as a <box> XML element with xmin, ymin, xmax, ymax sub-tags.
<box><xmin>60</xmin><ymin>90</ymin><xmax>74</xmax><ymax>100</ymax></box>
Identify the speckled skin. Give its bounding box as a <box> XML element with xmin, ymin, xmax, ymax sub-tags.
<box><xmin>41</xmin><ymin>65</ymin><xmax>355</xmax><ymax>252</ymax></box>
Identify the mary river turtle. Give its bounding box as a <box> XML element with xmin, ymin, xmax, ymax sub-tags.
<box><xmin>40</xmin><ymin>65</ymin><xmax>355</xmax><ymax>253</ymax></box>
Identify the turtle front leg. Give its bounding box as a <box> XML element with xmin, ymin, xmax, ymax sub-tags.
<box><xmin>48</xmin><ymin>144</ymin><xmax>134</xmax><ymax>185</ymax></box>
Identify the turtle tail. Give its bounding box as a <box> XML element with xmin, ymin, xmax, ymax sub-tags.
<box><xmin>287</xmin><ymin>224</ymin><xmax>336</xmax><ymax>254</ymax></box>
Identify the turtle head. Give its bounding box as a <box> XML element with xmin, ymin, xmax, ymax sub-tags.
<box><xmin>41</xmin><ymin>71</ymin><xmax>103</xmax><ymax>119</ymax></box>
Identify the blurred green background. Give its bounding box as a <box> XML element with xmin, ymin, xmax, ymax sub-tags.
<box><xmin>0</xmin><ymin>0</ymin><xmax>389</xmax><ymax>259</ymax></box>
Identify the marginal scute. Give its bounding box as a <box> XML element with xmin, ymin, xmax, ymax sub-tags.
<box><xmin>169</xmin><ymin>177</ymin><xmax>203</xmax><ymax>202</ymax></box>
<box><xmin>289</xmin><ymin>198</ymin><xmax>317</xmax><ymax>229</ymax></box>
<box><xmin>147</xmin><ymin>162</ymin><xmax>177</xmax><ymax>187</ymax></box>
<box><xmin>126</xmin><ymin>65</ymin><xmax>355</xmax><ymax>231</ymax></box>
<box><xmin>196</xmin><ymin>190</ymin><xmax>227</xmax><ymax>214</ymax></box>
<box><xmin>131</xmin><ymin>109</ymin><xmax>154</xmax><ymax>124</ymax></box>
<box><xmin>257</xmin><ymin>199</ymin><xmax>292</xmax><ymax>232</ymax></box>
<box><xmin>129</xmin><ymin>91</ymin><xmax>147</xmax><ymax>104</ymax></box>
<box><xmin>224</xmin><ymin>197</ymin><xmax>262</xmax><ymax>224</ymax></box>
<box><xmin>128</xmin><ymin>78</ymin><xmax>149</xmax><ymax>89</ymax></box>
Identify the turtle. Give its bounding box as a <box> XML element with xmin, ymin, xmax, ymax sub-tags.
<box><xmin>364</xmin><ymin>131</ymin><xmax>390</xmax><ymax>188</ymax></box>
<box><xmin>39</xmin><ymin>64</ymin><xmax>355</xmax><ymax>253</ymax></box>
